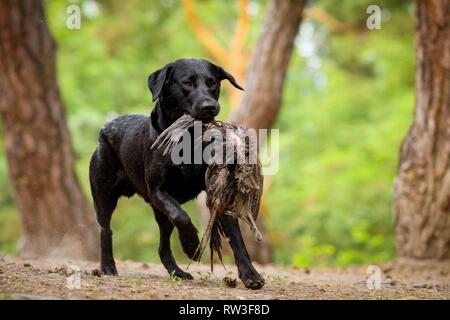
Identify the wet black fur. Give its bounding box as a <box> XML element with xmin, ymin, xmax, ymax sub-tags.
<box><xmin>89</xmin><ymin>58</ymin><xmax>264</xmax><ymax>289</ymax></box>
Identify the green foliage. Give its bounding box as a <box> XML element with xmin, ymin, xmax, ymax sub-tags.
<box><xmin>269</xmin><ymin>0</ymin><xmax>414</xmax><ymax>267</ymax></box>
<box><xmin>0</xmin><ymin>206</ymin><xmax>22</xmax><ymax>254</ymax></box>
<box><xmin>0</xmin><ymin>0</ymin><xmax>415</xmax><ymax>267</ymax></box>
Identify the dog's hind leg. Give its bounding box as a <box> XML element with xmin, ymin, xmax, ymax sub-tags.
<box><xmin>153</xmin><ymin>208</ymin><xmax>193</xmax><ymax>280</ymax></box>
<box><xmin>89</xmin><ymin>147</ymin><xmax>121</xmax><ymax>275</ymax></box>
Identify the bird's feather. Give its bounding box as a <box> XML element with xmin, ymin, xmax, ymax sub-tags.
<box><xmin>152</xmin><ymin>114</ymin><xmax>263</xmax><ymax>266</ymax></box>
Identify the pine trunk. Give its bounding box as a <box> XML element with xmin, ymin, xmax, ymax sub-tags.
<box><xmin>0</xmin><ymin>1</ymin><xmax>99</xmax><ymax>260</ymax></box>
<box><xmin>230</xmin><ymin>0</ymin><xmax>307</xmax><ymax>263</ymax></box>
<box><xmin>394</xmin><ymin>0</ymin><xmax>450</xmax><ymax>259</ymax></box>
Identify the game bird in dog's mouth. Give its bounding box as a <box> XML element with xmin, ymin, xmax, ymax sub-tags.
<box><xmin>151</xmin><ymin>114</ymin><xmax>263</xmax><ymax>268</ymax></box>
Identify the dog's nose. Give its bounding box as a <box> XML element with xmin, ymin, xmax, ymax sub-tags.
<box><xmin>199</xmin><ymin>101</ymin><xmax>219</xmax><ymax>120</ymax></box>
<box><xmin>201</xmin><ymin>101</ymin><xmax>219</xmax><ymax>113</ymax></box>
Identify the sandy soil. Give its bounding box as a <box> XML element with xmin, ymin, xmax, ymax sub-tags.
<box><xmin>0</xmin><ymin>254</ymin><xmax>448</xmax><ymax>300</ymax></box>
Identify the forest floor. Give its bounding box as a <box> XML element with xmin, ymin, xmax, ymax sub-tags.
<box><xmin>0</xmin><ymin>253</ymin><xmax>449</xmax><ymax>300</ymax></box>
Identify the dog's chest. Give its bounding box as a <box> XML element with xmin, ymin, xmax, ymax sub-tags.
<box><xmin>165</xmin><ymin>163</ymin><xmax>206</xmax><ymax>203</ymax></box>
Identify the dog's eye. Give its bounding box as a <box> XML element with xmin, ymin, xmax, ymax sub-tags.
<box><xmin>206</xmin><ymin>79</ymin><xmax>217</xmax><ymax>87</ymax></box>
<box><xmin>182</xmin><ymin>80</ymin><xmax>193</xmax><ymax>87</ymax></box>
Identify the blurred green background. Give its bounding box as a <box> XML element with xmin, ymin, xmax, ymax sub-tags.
<box><xmin>0</xmin><ymin>0</ymin><xmax>414</xmax><ymax>267</ymax></box>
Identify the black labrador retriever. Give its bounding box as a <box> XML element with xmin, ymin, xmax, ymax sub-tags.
<box><xmin>89</xmin><ymin>58</ymin><xmax>265</xmax><ymax>289</ymax></box>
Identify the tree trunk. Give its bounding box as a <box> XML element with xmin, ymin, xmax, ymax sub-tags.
<box><xmin>0</xmin><ymin>1</ymin><xmax>99</xmax><ymax>261</ymax></box>
<box><xmin>230</xmin><ymin>0</ymin><xmax>306</xmax><ymax>129</ymax></box>
<box><xmin>230</xmin><ymin>0</ymin><xmax>306</xmax><ymax>263</ymax></box>
<box><xmin>394</xmin><ymin>0</ymin><xmax>450</xmax><ymax>259</ymax></box>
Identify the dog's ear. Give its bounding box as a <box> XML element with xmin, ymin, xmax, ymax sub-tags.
<box><xmin>148</xmin><ymin>65</ymin><xmax>172</xmax><ymax>102</ymax></box>
<box><xmin>215</xmin><ymin>65</ymin><xmax>244</xmax><ymax>91</ymax></box>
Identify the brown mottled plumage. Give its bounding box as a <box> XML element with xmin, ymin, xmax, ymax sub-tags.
<box><xmin>151</xmin><ymin>114</ymin><xmax>263</xmax><ymax>267</ymax></box>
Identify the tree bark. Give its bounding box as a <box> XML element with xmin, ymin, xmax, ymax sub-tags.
<box><xmin>0</xmin><ymin>1</ymin><xmax>99</xmax><ymax>261</ymax></box>
<box><xmin>394</xmin><ymin>0</ymin><xmax>450</xmax><ymax>259</ymax></box>
<box><xmin>229</xmin><ymin>0</ymin><xmax>306</xmax><ymax>263</ymax></box>
<box><xmin>230</xmin><ymin>0</ymin><xmax>306</xmax><ymax>129</ymax></box>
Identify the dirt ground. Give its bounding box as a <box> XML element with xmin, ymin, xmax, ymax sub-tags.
<box><xmin>0</xmin><ymin>253</ymin><xmax>448</xmax><ymax>300</ymax></box>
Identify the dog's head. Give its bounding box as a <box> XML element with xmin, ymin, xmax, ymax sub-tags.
<box><xmin>148</xmin><ymin>58</ymin><xmax>243</xmax><ymax>122</ymax></box>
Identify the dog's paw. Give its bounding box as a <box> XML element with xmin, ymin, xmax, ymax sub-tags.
<box><xmin>241</xmin><ymin>272</ymin><xmax>265</xmax><ymax>290</ymax></box>
<box><xmin>179</xmin><ymin>226</ymin><xmax>201</xmax><ymax>261</ymax></box>
<box><xmin>181</xmin><ymin>237</ymin><xmax>201</xmax><ymax>261</ymax></box>
<box><xmin>101</xmin><ymin>263</ymin><xmax>118</xmax><ymax>276</ymax></box>
<box><xmin>170</xmin><ymin>269</ymin><xmax>193</xmax><ymax>280</ymax></box>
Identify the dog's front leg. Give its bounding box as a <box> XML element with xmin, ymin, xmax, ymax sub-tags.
<box><xmin>219</xmin><ymin>214</ymin><xmax>265</xmax><ymax>289</ymax></box>
<box><xmin>147</xmin><ymin>186</ymin><xmax>200</xmax><ymax>261</ymax></box>
<box><xmin>144</xmin><ymin>158</ymin><xmax>200</xmax><ymax>261</ymax></box>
